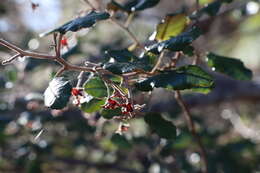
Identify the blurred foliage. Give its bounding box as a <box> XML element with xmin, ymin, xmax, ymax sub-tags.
<box><xmin>1</xmin><ymin>0</ymin><xmax>260</xmax><ymax>173</ymax></box>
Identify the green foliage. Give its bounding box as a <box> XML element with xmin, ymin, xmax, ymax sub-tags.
<box><xmin>111</xmin><ymin>133</ymin><xmax>132</xmax><ymax>149</ymax></box>
<box><xmin>81</xmin><ymin>97</ymin><xmax>106</xmax><ymax>113</ymax></box>
<box><xmin>155</xmin><ymin>13</ymin><xmax>189</xmax><ymax>41</ymax></box>
<box><xmin>206</xmin><ymin>52</ymin><xmax>253</xmax><ymax>80</ymax></box>
<box><xmin>109</xmin><ymin>0</ymin><xmax>160</xmax><ymax>12</ymax></box>
<box><xmin>84</xmin><ymin>76</ymin><xmax>108</xmax><ymax>98</ymax></box>
<box><xmin>103</xmin><ymin>52</ymin><xmax>157</xmax><ymax>74</ymax></box>
<box><xmin>147</xmin><ymin>26</ymin><xmax>201</xmax><ymax>54</ymax></box>
<box><xmin>191</xmin><ymin>0</ymin><xmax>233</xmax><ymax>19</ymax></box>
<box><xmin>40</xmin><ymin>11</ymin><xmax>110</xmax><ymax>36</ymax></box>
<box><xmin>105</xmin><ymin>49</ymin><xmax>137</xmax><ymax>62</ymax></box>
<box><xmin>100</xmin><ymin>108</ymin><xmax>122</xmax><ymax>119</ymax></box>
<box><xmin>144</xmin><ymin>113</ymin><xmax>176</xmax><ymax>139</ymax></box>
<box><xmin>135</xmin><ymin>65</ymin><xmax>214</xmax><ymax>93</ymax></box>
<box><xmin>44</xmin><ymin>77</ymin><xmax>72</xmax><ymax>109</ymax></box>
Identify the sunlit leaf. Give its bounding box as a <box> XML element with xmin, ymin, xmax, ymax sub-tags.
<box><xmin>84</xmin><ymin>76</ymin><xmax>107</xmax><ymax>98</ymax></box>
<box><xmin>155</xmin><ymin>13</ymin><xmax>190</xmax><ymax>41</ymax></box>
<box><xmin>44</xmin><ymin>77</ymin><xmax>72</xmax><ymax>109</ymax></box>
<box><xmin>135</xmin><ymin>65</ymin><xmax>214</xmax><ymax>93</ymax></box>
<box><xmin>206</xmin><ymin>52</ymin><xmax>253</xmax><ymax>80</ymax></box>
<box><xmin>40</xmin><ymin>11</ymin><xmax>110</xmax><ymax>36</ymax></box>
<box><xmin>80</xmin><ymin>97</ymin><xmax>106</xmax><ymax>113</ymax></box>
<box><xmin>144</xmin><ymin>113</ymin><xmax>176</xmax><ymax>139</ymax></box>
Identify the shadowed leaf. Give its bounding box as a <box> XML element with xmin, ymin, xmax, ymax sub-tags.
<box><xmin>144</xmin><ymin>113</ymin><xmax>176</xmax><ymax>139</ymax></box>
<box><xmin>135</xmin><ymin>65</ymin><xmax>214</xmax><ymax>93</ymax></box>
<box><xmin>100</xmin><ymin>108</ymin><xmax>122</xmax><ymax>119</ymax></box>
<box><xmin>206</xmin><ymin>52</ymin><xmax>253</xmax><ymax>80</ymax></box>
<box><xmin>103</xmin><ymin>52</ymin><xmax>157</xmax><ymax>74</ymax></box>
<box><xmin>147</xmin><ymin>27</ymin><xmax>201</xmax><ymax>54</ymax></box>
<box><xmin>111</xmin><ymin>134</ymin><xmax>132</xmax><ymax>149</ymax></box>
<box><xmin>105</xmin><ymin>49</ymin><xmax>138</xmax><ymax>62</ymax></box>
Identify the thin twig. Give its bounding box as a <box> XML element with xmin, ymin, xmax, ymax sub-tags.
<box><xmin>0</xmin><ymin>38</ymin><xmax>96</xmax><ymax>73</ymax></box>
<box><xmin>76</xmin><ymin>71</ymin><xmax>84</xmax><ymax>88</ymax></box>
<box><xmin>83</xmin><ymin>0</ymin><xmax>97</xmax><ymax>10</ymax></box>
<box><xmin>55</xmin><ymin>66</ymin><xmax>67</xmax><ymax>77</ymax></box>
<box><xmin>109</xmin><ymin>18</ymin><xmax>145</xmax><ymax>51</ymax></box>
<box><xmin>2</xmin><ymin>54</ymin><xmax>21</xmax><ymax>65</ymax></box>
<box><xmin>175</xmin><ymin>91</ymin><xmax>208</xmax><ymax>173</ymax></box>
<box><xmin>150</xmin><ymin>51</ymin><xmax>165</xmax><ymax>73</ymax></box>
<box><xmin>168</xmin><ymin>51</ymin><xmax>208</xmax><ymax>173</ymax></box>
<box><xmin>124</xmin><ymin>13</ymin><xmax>135</xmax><ymax>28</ymax></box>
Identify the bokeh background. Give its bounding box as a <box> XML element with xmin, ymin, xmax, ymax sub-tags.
<box><xmin>1</xmin><ymin>0</ymin><xmax>260</xmax><ymax>172</ymax></box>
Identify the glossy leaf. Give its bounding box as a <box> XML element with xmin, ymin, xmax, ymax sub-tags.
<box><xmin>103</xmin><ymin>52</ymin><xmax>157</xmax><ymax>74</ymax></box>
<box><xmin>100</xmin><ymin>108</ymin><xmax>122</xmax><ymax>119</ymax></box>
<box><xmin>40</xmin><ymin>11</ymin><xmax>110</xmax><ymax>36</ymax></box>
<box><xmin>144</xmin><ymin>113</ymin><xmax>176</xmax><ymax>139</ymax></box>
<box><xmin>206</xmin><ymin>52</ymin><xmax>253</xmax><ymax>80</ymax></box>
<box><xmin>135</xmin><ymin>65</ymin><xmax>214</xmax><ymax>93</ymax></box>
<box><xmin>44</xmin><ymin>77</ymin><xmax>72</xmax><ymax>109</ymax></box>
<box><xmin>109</xmin><ymin>0</ymin><xmax>160</xmax><ymax>12</ymax></box>
<box><xmin>84</xmin><ymin>76</ymin><xmax>107</xmax><ymax>98</ymax></box>
<box><xmin>81</xmin><ymin>97</ymin><xmax>106</xmax><ymax>113</ymax></box>
<box><xmin>155</xmin><ymin>13</ymin><xmax>190</xmax><ymax>41</ymax></box>
<box><xmin>104</xmin><ymin>49</ymin><xmax>137</xmax><ymax>62</ymax></box>
<box><xmin>147</xmin><ymin>26</ymin><xmax>201</xmax><ymax>54</ymax></box>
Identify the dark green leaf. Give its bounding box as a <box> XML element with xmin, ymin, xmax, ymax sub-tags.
<box><xmin>135</xmin><ymin>65</ymin><xmax>214</xmax><ymax>93</ymax></box>
<box><xmin>81</xmin><ymin>97</ymin><xmax>105</xmax><ymax>113</ymax></box>
<box><xmin>190</xmin><ymin>0</ymin><xmax>233</xmax><ymax>20</ymax></box>
<box><xmin>104</xmin><ymin>49</ymin><xmax>137</xmax><ymax>62</ymax></box>
<box><xmin>155</xmin><ymin>13</ymin><xmax>190</xmax><ymax>41</ymax></box>
<box><xmin>44</xmin><ymin>77</ymin><xmax>72</xmax><ymax>109</ymax></box>
<box><xmin>111</xmin><ymin>133</ymin><xmax>132</xmax><ymax>149</ymax></box>
<box><xmin>147</xmin><ymin>26</ymin><xmax>201</xmax><ymax>54</ymax></box>
<box><xmin>144</xmin><ymin>113</ymin><xmax>176</xmax><ymax>139</ymax></box>
<box><xmin>206</xmin><ymin>52</ymin><xmax>253</xmax><ymax>80</ymax></box>
<box><xmin>110</xmin><ymin>0</ymin><xmax>160</xmax><ymax>12</ymax></box>
<box><xmin>84</xmin><ymin>76</ymin><xmax>107</xmax><ymax>98</ymax></box>
<box><xmin>182</xmin><ymin>45</ymin><xmax>194</xmax><ymax>56</ymax></box>
<box><xmin>100</xmin><ymin>108</ymin><xmax>122</xmax><ymax>119</ymax></box>
<box><xmin>103</xmin><ymin>52</ymin><xmax>157</xmax><ymax>74</ymax></box>
<box><xmin>40</xmin><ymin>11</ymin><xmax>110</xmax><ymax>36</ymax></box>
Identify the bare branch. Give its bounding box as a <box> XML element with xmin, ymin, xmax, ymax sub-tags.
<box><xmin>124</xmin><ymin>13</ymin><xmax>135</xmax><ymax>28</ymax></box>
<box><xmin>109</xmin><ymin>18</ymin><xmax>145</xmax><ymax>51</ymax></box>
<box><xmin>0</xmin><ymin>38</ymin><xmax>96</xmax><ymax>74</ymax></box>
<box><xmin>175</xmin><ymin>91</ymin><xmax>208</xmax><ymax>173</ymax></box>
<box><xmin>150</xmin><ymin>51</ymin><xmax>165</xmax><ymax>73</ymax></box>
<box><xmin>2</xmin><ymin>54</ymin><xmax>21</xmax><ymax>65</ymax></box>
